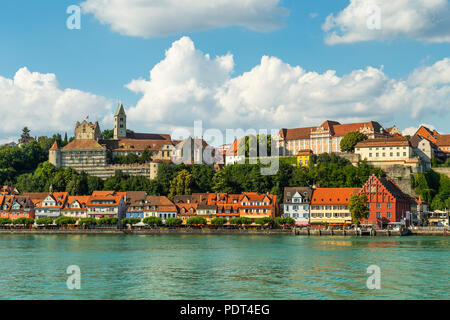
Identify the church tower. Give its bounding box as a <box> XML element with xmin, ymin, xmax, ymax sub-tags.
<box><xmin>114</xmin><ymin>103</ymin><xmax>127</xmax><ymax>139</ymax></box>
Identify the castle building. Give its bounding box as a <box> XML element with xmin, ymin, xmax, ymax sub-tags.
<box><xmin>49</xmin><ymin>104</ymin><xmax>176</xmax><ymax>180</ymax></box>
<box><xmin>277</xmin><ymin>120</ymin><xmax>387</xmax><ymax>156</ymax></box>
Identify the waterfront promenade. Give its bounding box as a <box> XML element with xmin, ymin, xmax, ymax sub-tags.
<box><xmin>0</xmin><ymin>227</ymin><xmax>447</xmax><ymax>236</ymax></box>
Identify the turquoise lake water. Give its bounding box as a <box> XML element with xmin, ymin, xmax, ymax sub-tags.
<box><xmin>0</xmin><ymin>234</ymin><xmax>448</xmax><ymax>300</ymax></box>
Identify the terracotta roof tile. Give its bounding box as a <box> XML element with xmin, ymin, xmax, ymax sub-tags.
<box><xmin>311</xmin><ymin>188</ymin><xmax>360</xmax><ymax>205</ymax></box>
<box><xmin>63</xmin><ymin>139</ymin><xmax>105</xmax><ymax>151</ymax></box>
<box><xmin>355</xmin><ymin>137</ymin><xmax>410</xmax><ymax>148</ymax></box>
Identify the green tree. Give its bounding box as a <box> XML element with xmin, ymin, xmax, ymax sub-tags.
<box><xmin>122</xmin><ymin>218</ymin><xmax>142</xmax><ymax>225</ymax></box>
<box><xmin>36</xmin><ymin>217</ymin><xmax>53</xmax><ymax>225</ymax></box>
<box><xmin>168</xmin><ymin>169</ymin><xmax>192</xmax><ymax>200</ymax></box>
<box><xmin>240</xmin><ymin>217</ymin><xmax>253</xmax><ymax>225</ymax></box>
<box><xmin>210</xmin><ymin>217</ymin><xmax>227</xmax><ymax>226</ymax></box>
<box><xmin>55</xmin><ymin>216</ymin><xmax>76</xmax><ymax>226</ymax></box>
<box><xmin>143</xmin><ymin>217</ymin><xmax>162</xmax><ymax>226</ymax></box>
<box><xmin>187</xmin><ymin>216</ymin><xmax>207</xmax><ymax>226</ymax></box>
<box><xmin>12</xmin><ymin>217</ymin><xmax>34</xmax><ymax>226</ymax></box>
<box><xmin>78</xmin><ymin>218</ymin><xmax>97</xmax><ymax>226</ymax></box>
<box><xmin>20</xmin><ymin>127</ymin><xmax>32</xmax><ymax>144</ymax></box>
<box><xmin>97</xmin><ymin>217</ymin><xmax>118</xmax><ymax>226</ymax></box>
<box><xmin>139</xmin><ymin>148</ymin><xmax>153</xmax><ymax>163</ymax></box>
<box><xmin>229</xmin><ymin>217</ymin><xmax>242</xmax><ymax>225</ymax></box>
<box><xmin>191</xmin><ymin>165</ymin><xmax>215</xmax><ymax>193</ymax></box>
<box><xmin>340</xmin><ymin>131</ymin><xmax>368</xmax><ymax>152</ymax></box>
<box><xmin>349</xmin><ymin>194</ymin><xmax>369</xmax><ymax>226</ymax></box>
<box><xmin>165</xmin><ymin>217</ymin><xmax>183</xmax><ymax>227</ymax></box>
<box><xmin>0</xmin><ymin>218</ymin><xmax>12</xmax><ymax>225</ymax></box>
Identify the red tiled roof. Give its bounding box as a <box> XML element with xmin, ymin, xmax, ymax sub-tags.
<box><xmin>113</xmin><ymin>139</ymin><xmax>172</xmax><ymax>152</ymax></box>
<box><xmin>49</xmin><ymin>141</ymin><xmax>60</xmax><ymax>151</ymax></box>
<box><xmin>279</xmin><ymin>127</ymin><xmax>315</xmax><ymax>140</ymax></box>
<box><xmin>63</xmin><ymin>139</ymin><xmax>105</xmax><ymax>151</ymax></box>
<box><xmin>355</xmin><ymin>137</ymin><xmax>410</xmax><ymax>148</ymax></box>
<box><xmin>311</xmin><ymin>188</ymin><xmax>360</xmax><ymax>205</ymax></box>
<box><xmin>436</xmin><ymin>134</ymin><xmax>450</xmax><ymax>147</ymax></box>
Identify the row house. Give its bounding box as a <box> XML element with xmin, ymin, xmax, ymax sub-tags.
<box><xmin>0</xmin><ymin>186</ymin><xmax>20</xmax><ymax>196</ymax></box>
<box><xmin>86</xmin><ymin>191</ymin><xmax>127</xmax><ymax>220</ymax></box>
<box><xmin>0</xmin><ymin>195</ymin><xmax>35</xmax><ymax>220</ymax></box>
<box><xmin>360</xmin><ymin>174</ymin><xmax>411</xmax><ymax>228</ymax></box>
<box><xmin>142</xmin><ymin>196</ymin><xmax>177</xmax><ymax>222</ymax></box>
<box><xmin>172</xmin><ymin>193</ymin><xmax>277</xmax><ymax>223</ymax></box>
<box><xmin>310</xmin><ymin>188</ymin><xmax>360</xmax><ymax>226</ymax></box>
<box><xmin>62</xmin><ymin>196</ymin><xmax>90</xmax><ymax>219</ymax></box>
<box><xmin>282</xmin><ymin>187</ymin><xmax>312</xmax><ymax>226</ymax></box>
<box><xmin>208</xmin><ymin>193</ymin><xmax>241</xmax><ymax>221</ymax></box>
<box><xmin>34</xmin><ymin>192</ymin><xmax>69</xmax><ymax>220</ymax></box>
<box><xmin>277</xmin><ymin>120</ymin><xmax>386</xmax><ymax>156</ymax></box>
<box><xmin>239</xmin><ymin>193</ymin><xmax>277</xmax><ymax>219</ymax></box>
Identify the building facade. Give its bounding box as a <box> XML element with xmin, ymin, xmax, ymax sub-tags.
<box><xmin>354</xmin><ymin>137</ymin><xmax>427</xmax><ymax>172</ymax></box>
<box><xmin>310</xmin><ymin>188</ymin><xmax>360</xmax><ymax>226</ymax></box>
<box><xmin>0</xmin><ymin>195</ymin><xmax>35</xmax><ymax>221</ymax></box>
<box><xmin>277</xmin><ymin>120</ymin><xmax>386</xmax><ymax>156</ymax></box>
<box><xmin>283</xmin><ymin>187</ymin><xmax>312</xmax><ymax>226</ymax></box>
<box><xmin>86</xmin><ymin>191</ymin><xmax>127</xmax><ymax>220</ymax></box>
<box><xmin>49</xmin><ymin>103</ymin><xmax>175</xmax><ymax>180</ymax></box>
<box><xmin>360</xmin><ymin>174</ymin><xmax>411</xmax><ymax>228</ymax></box>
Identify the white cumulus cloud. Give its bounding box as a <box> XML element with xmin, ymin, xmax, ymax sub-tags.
<box><xmin>0</xmin><ymin>67</ymin><xmax>112</xmax><ymax>139</ymax></box>
<box><xmin>80</xmin><ymin>0</ymin><xmax>288</xmax><ymax>38</ymax></box>
<box><xmin>323</xmin><ymin>0</ymin><xmax>450</xmax><ymax>45</ymax></box>
<box><xmin>402</xmin><ymin>124</ymin><xmax>436</xmax><ymax>136</ymax></box>
<box><xmin>126</xmin><ymin>37</ymin><xmax>450</xmax><ymax>134</ymax></box>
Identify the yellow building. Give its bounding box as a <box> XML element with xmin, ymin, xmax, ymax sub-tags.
<box><xmin>297</xmin><ymin>150</ymin><xmax>313</xmax><ymax>167</ymax></box>
<box><xmin>197</xmin><ymin>204</ymin><xmax>217</xmax><ymax>224</ymax></box>
<box><xmin>310</xmin><ymin>188</ymin><xmax>360</xmax><ymax>226</ymax></box>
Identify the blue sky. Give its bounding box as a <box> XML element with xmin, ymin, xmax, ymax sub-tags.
<box><xmin>0</xmin><ymin>0</ymin><xmax>449</xmax><ymax>143</ymax></box>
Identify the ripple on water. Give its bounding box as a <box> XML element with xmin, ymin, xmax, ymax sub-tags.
<box><xmin>0</xmin><ymin>235</ymin><xmax>448</xmax><ymax>300</ymax></box>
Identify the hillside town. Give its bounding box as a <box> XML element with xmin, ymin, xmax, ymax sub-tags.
<box><xmin>0</xmin><ymin>103</ymin><xmax>448</xmax><ymax>230</ymax></box>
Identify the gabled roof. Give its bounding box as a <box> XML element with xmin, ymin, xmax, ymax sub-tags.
<box><xmin>284</xmin><ymin>187</ymin><xmax>313</xmax><ymax>203</ymax></box>
<box><xmin>361</xmin><ymin>174</ymin><xmax>410</xmax><ymax>200</ymax></box>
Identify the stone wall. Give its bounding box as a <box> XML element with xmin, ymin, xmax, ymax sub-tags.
<box><xmin>384</xmin><ymin>165</ymin><xmax>417</xmax><ymax>197</ymax></box>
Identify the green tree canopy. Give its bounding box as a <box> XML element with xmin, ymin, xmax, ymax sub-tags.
<box><xmin>143</xmin><ymin>216</ymin><xmax>162</xmax><ymax>226</ymax></box>
<box><xmin>168</xmin><ymin>169</ymin><xmax>192</xmax><ymax>200</ymax></box>
<box><xmin>187</xmin><ymin>216</ymin><xmax>207</xmax><ymax>226</ymax></box>
<box><xmin>210</xmin><ymin>217</ymin><xmax>227</xmax><ymax>226</ymax></box>
<box><xmin>12</xmin><ymin>217</ymin><xmax>34</xmax><ymax>225</ymax></box>
<box><xmin>54</xmin><ymin>216</ymin><xmax>76</xmax><ymax>226</ymax></box>
<box><xmin>0</xmin><ymin>218</ymin><xmax>12</xmax><ymax>225</ymax></box>
<box><xmin>78</xmin><ymin>218</ymin><xmax>97</xmax><ymax>226</ymax></box>
<box><xmin>36</xmin><ymin>217</ymin><xmax>54</xmax><ymax>225</ymax></box>
<box><xmin>340</xmin><ymin>131</ymin><xmax>368</xmax><ymax>152</ymax></box>
<box><xmin>349</xmin><ymin>194</ymin><xmax>369</xmax><ymax>225</ymax></box>
<box><xmin>164</xmin><ymin>217</ymin><xmax>183</xmax><ymax>227</ymax></box>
